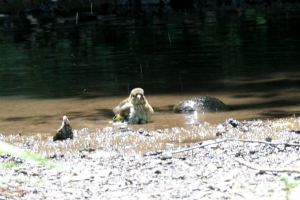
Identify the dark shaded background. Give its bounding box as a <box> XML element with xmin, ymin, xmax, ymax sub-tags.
<box><xmin>0</xmin><ymin>1</ymin><xmax>300</xmax><ymax>98</ymax></box>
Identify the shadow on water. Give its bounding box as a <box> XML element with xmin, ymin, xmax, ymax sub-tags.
<box><xmin>94</xmin><ymin>108</ymin><xmax>116</xmax><ymax>118</ymax></box>
<box><xmin>222</xmin><ymin>77</ymin><xmax>300</xmax><ymax>93</ymax></box>
<box><xmin>231</xmin><ymin>100</ymin><xmax>300</xmax><ymax>111</ymax></box>
<box><xmin>260</xmin><ymin>110</ymin><xmax>300</xmax><ymax>119</ymax></box>
<box><xmin>152</xmin><ymin>105</ymin><xmax>175</xmax><ymax>112</ymax></box>
<box><xmin>0</xmin><ymin>8</ymin><xmax>300</xmax><ymax>99</ymax></box>
<box><xmin>4</xmin><ymin>117</ymin><xmax>31</xmax><ymax>122</ymax></box>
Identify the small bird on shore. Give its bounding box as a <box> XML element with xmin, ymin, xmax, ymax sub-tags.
<box><xmin>112</xmin><ymin>88</ymin><xmax>154</xmax><ymax>124</ymax></box>
<box><xmin>53</xmin><ymin>116</ymin><xmax>73</xmax><ymax>141</ymax></box>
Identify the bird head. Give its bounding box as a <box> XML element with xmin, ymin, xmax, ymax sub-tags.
<box><xmin>130</xmin><ymin>88</ymin><xmax>145</xmax><ymax>104</ymax></box>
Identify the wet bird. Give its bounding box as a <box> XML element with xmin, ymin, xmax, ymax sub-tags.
<box><xmin>113</xmin><ymin>88</ymin><xmax>154</xmax><ymax>124</ymax></box>
<box><xmin>53</xmin><ymin>116</ymin><xmax>73</xmax><ymax>141</ymax></box>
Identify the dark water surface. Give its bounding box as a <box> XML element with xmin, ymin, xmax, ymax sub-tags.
<box><xmin>1</xmin><ymin>8</ymin><xmax>300</xmax><ymax>137</ymax></box>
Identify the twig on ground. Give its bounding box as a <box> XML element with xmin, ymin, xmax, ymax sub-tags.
<box><xmin>226</xmin><ymin>138</ymin><xmax>300</xmax><ymax>147</ymax></box>
<box><xmin>170</xmin><ymin>138</ymin><xmax>300</xmax><ymax>154</ymax></box>
<box><xmin>170</xmin><ymin>139</ymin><xmax>227</xmax><ymax>154</ymax></box>
<box><xmin>235</xmin><ymin>158</ymin><xmax>300</xmax><ymax>174</ymax></box>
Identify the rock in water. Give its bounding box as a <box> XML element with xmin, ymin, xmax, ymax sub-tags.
<box><xmin>53</xmin><ymin>116</ymin><xmax>73</xmax><ymax>141</ymax></box>
<box><xmin>173</xmin><ymin>96</ymin><xmax>228</xmax><ymax>113</ymax></box>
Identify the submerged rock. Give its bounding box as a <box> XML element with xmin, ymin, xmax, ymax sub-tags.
<box><xmin>53</xmin><ymin>116</ymin><xmax>73</xmax><ymax>141</ymax></box>
<box><xmin>173</xmin><ymin>96</ymin><xmax>229</xmax><ymax>113</ymax></box>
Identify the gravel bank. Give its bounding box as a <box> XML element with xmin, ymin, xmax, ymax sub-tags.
<box><xmin>1</xmin><ymin>117</ymin><xmax>300</xmax><ymax>199</ymax></box>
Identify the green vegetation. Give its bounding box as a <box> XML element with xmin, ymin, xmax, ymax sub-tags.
<box><xmin>1</xmin><ymin>163</ymin><xmax>17</xmax><ymax>169</ymax></box>
<box><xmin>0</xmin><ymin>141</ymin><xmax>61</xmax><ymax>168</ymax></box>
<box><xmin>280</xmin><ymin>174</ymin><xmax>300</xmax><ymax>192</ymax></box>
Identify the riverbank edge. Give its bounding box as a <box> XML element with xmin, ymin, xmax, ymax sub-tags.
<box><xmin>1</xmin><ymin>117</ymin><xmax>300</xmax><ymax>199</ymax></box>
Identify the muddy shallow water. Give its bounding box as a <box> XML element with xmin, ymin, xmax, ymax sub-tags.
<box><xmin>1</xmin><ymin>72</ymin><xmax>300</xmax><ymax>156</ymax></box>
<box><xmin>1</xmin><ymin>87</ymin><xmax>300</xmax><ymax>137</ymax></box>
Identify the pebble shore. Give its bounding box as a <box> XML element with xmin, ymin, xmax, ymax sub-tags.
<box><xmin>1</xmin><ymin>118</ymin><xmax>300</xmax><ymax>199</ymax></box>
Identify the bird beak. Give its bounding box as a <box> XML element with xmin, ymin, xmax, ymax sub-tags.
<box><xmin>137</xmin><ymin>94</ymin><xmax>142</xmax><ymax>99</ymax></box>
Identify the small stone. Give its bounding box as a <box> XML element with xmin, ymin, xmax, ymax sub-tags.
<box><xmin>226</xmin><ymin>118</ymin><xmax>240</xmax><ymax>127</ymax></box>
<box><xmin>249</xmin><ymin>150</ymin><xmax>256</xmax><ymax>154</ymax></box>
<box><xmin>289</xmin><ymin>139</ymin><xmax>300</xmax><ymax>144</ymax></box>
<box><xmin>214</xmin><ymin>182</ymin><xmax>229</xmax><ymax>192</ymax></box>
<box><xmin>291</xmin><ymin>130</ymin><xmax>300</xmax><ymax>134</ymax></box>
<box><xmin>87</xmin><ymin>147</ymin><xmax>95</xmax><ymax>152</ymax></box>
<box><xmin>139</xmin><ymin>178</ymin><xmax>151</xmax><ymax>185</ymax></box>
<box><xmin>286</xmin><ymin>147</ymin><xmax>294</xmax><ymax>151</ymax></box>
<box><xmin>277</xmin><ymin>144</ymin><xmax>285</xmax><ymax>151</ymax></box>
<box><xmin>216</xmin><ymin>132</ymin><xmax>224</xmax><ymax>137</ymax></box>
<box><xmin>62</xmin><ymin>175</ymin><xmax>89</xmax><ymax>182</ymax></box>
<box><xmin>103</xmin><ymin>185</ymin><xmax>119</xmax><ymax>191</ymax></box>
<box><xmin>96</xmin><ymin>170</ymin><xmax>112</xmax><ymax>178</ymax></box>
<box><xmin>18</xmin><ymin>171</ymin><xmax>28</xmax><ymax>175</ymax></box>
<box><xmin>63</xmin><ymin>188</ymin><xmax>77</xmax><ymax>194</ymax></box>
<box><xmin>161</xmin><ymin>152</ymin><xmax>172</xmax><ymax>160</ymax></box>
<box><xmin>119</xmin><ymin>125</ymin><xmax>127</xmax><ymax>131</ymax></box>
<box><xmin>87</xmin><ymin>151</ymin><xmax>116</xmax><ymax>159</ymax></box>
<box><xmin>248</xmin><ymin>143</ymin><xmax>260</xmax><ymax>148</ymax></box>
<box><xmin>94</xmin><ymin>177</ymin><xmax>108</xmax><ymax>184</ymax></box>
<box><xmin>202</xmin><ymin>140</ymin><xmax>218</xmax><ymax>149</ymax></box>
<box><xmin>202</xmin><ymin>170</ymin><xmax>211</xmax><ymax>178</ymax></box>
<box><xmin>79</xmin><ymin>147</ymin><xmax>95</xmax><ymax>153</ymax></box>
<box><xmin>188</xmin><ymin>183</ymin><xmax>200</xmax><ymax>191</ymax></box>
<box><xmin>265</xmin><ymin>137</ymin><xmax>272</xmax><ymax>142</ymax></box>
<box><xmin>235</xmin><ymin>152</ymin><xmax>241</xmax><ymax>157</ymax></box>
<box><xmin>138</xmin><ymin>194</ymin><xmax>150</xmax><ymax>199</ymax></box>
<box><xmin>138</xmin><ymin>128</ymin><xmax>144</xmax><ymax>134</ymax></box>
<box><xmin>143</xmin><ymin>132</ymin><xmax>153</xmax><ymax>136</ymax></box>
<box><xmin>206</xmin><ymin>163</ymin><xmax>218</xmax><ymax>172</ymax></box>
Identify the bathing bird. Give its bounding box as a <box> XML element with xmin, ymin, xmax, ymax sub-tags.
<box><xmin>53</xmin><ymin>116</ymin><xmax>73</xmax><ymax>141</ymax></box>
<box><xmin>112</xmin><ymin>88</ymin><xmax>154</xmax><ymax>124</ymax></box>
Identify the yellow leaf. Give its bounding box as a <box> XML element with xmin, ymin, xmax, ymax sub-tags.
<box><xmin>272</xmin><ymin>122</ymin><xmax>294</xmax><ymax>127</ymax></box>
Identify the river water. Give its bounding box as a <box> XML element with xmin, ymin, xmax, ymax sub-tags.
<box><xmin>0</xmin><ymin>7</ymin><xmax>300</xmax><ymax>138</ymax></box>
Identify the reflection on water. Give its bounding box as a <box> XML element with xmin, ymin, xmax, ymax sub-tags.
<box><xmin>1</xmin><ymin>9</ymin><xmax>300</xmax><ymax>97</ymax></box>
<box><xmin>0</xmin><ymin>8</ymin><xmax>300</xmax><ymax>139</ymax></box>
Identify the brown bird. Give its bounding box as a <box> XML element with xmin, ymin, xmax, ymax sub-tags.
<box><xmin>53</xmin><ymin>116</ymin><xmax>73</xmax><ymax>141</ymax></box>
<box><xmin>113</xmin><ymin>88</ymin><xmax>154</xmax><ymax>124</ymax></box>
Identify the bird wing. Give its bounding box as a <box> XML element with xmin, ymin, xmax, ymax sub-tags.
<box><xmin>145</xmin><ymin>100</ymin><xmax>154</xmax><ymax>114</ymax></box>
<box><xmin>113</xmin><ymin>98</ymin><xmax>129</xmax><ymax>115</ymax></box>
<box><xmin>113</xmin><ymin>98</ymin><xmax>133</xmax><ymax>120</ymax></box>
<box><xmin>118</xmin><ymin>102</ymin><xmax>133</xmax><ymax>119</ymax></box>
